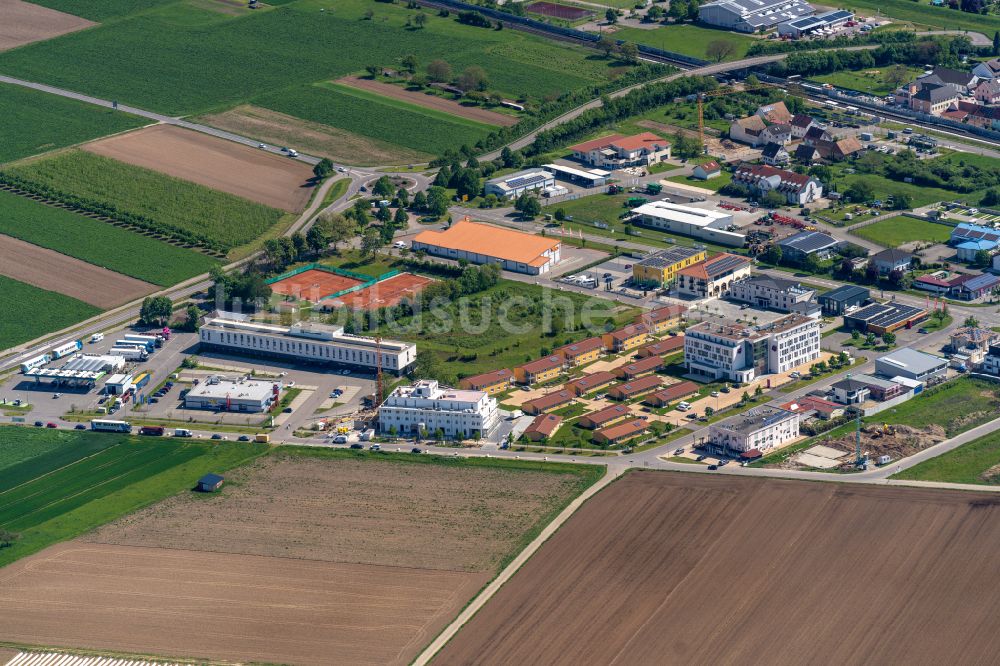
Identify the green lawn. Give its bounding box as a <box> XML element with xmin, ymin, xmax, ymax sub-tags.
<box><xmin>0</xmin><ymin>427</ymin><xmax>267</xmax><ymax>567</ymax></box>
<box><xmin>851</xmin><ymin>215</ymin><xmax>954</xmax><ymax>247</ymax></box>
<box><xmin>0</xmin><ymin>190</ymin><xmax>218</xmax><ymax>286</ymax></box>
<box><xmin>5</xmin><ymin>150</ymin><xmax>286</xmax><ymax>254</ymax></box>
<box><xmin>0</xmin><ymin>0</ymin><xmax>632</xmax><ymax>117</ymax></box>
<box><xmin>612</xmin><ymin>24</ymin><xmax>756</xmax><ymax>62</ymax></box>
<box><xmin>891</xmin><ymin>429</ymin><xmax>1000</xmax><ymax>485</ymax></box>
<box><xmin>836</xmin><ymin>173</ymin><xmax>961</xmax><ymax>209</ymax></box>
<box><xmin>814</xmin><ymin>66</ymin><xmax>925</xmax><ymax>96</ymax></box>
<box><xmin>0</xmin><ymin>82</ymin><xmax>148</xmax><ymax>164</ymax></box>
<box><xmin>0</xmin><ymin>276</ymin><xmax>101</xmax><ymax>350</ymax></box>
<box><xmin>255</xmin><ymin>83</ymin><xmax>494</xmax><ymax>157</ymax></box>
<box><xmin>838</xmin><ymin>0</ymin><xmax>1000</xmax><ymax>32</ymax></box>
<box><xmin>667</xmin><ymin>170</ymin><xmax>733</xmax><ymax>192</ymax></box>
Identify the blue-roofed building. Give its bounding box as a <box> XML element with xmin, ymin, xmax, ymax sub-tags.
<box><xmin>956</xmin><ymin>239</ymin><xmax>997</xmax><ymax>262</ymax></box>
<box><xmin>197</xmin><ymin>473</ymin><xmax>225</xmax><ymax>492</ymax></box>
<box><xmin>950</xmin><ymin>222</ymin><xmax>1000</xmax><ymax>246</ymax></box>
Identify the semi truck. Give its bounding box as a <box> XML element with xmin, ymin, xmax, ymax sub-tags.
<box><xmin>50</xmin><ymin>339</ymin><xmax>82</xmax><ymax>359</ymax></box>
<box><xmin>124</xmin><ymin>334</ymin><xmax>161</xmax><ymax>349</ymax></box>
<box><xmin>109</xmin><ymin>346</ymin><xmax>149</xmax><ymax>362</ymax></box>
<box><xmin>20</xmin><ymin>353</ymin><xmax>51</xmax><ymax>374</ymax></box>
<box><xmin>116</xmin><ymin>339</ymin><xmax>154</xmax><ymax>352</ymax></box>
<box><xmin>90</xmin><ymin>419</ymin><xmax>132</xmax><ymax>433</ymax></box>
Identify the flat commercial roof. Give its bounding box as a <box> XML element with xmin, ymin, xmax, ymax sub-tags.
<box><xmin>186</xmin><ymin>378</ymin><xmax>275</xmax><ymax>402</ymax></box>
<box><xmin>877</xmin><ymin>348</ymin><xmax>947</xmax><ymax>375</ymax></box>
<box><xmin>632</xmin><ymin>201</ymin><xmax>732</xmax><ymax>228</ymax></box>
<box><xmin>543</xmin><ymin>163</ymin><xmax>611</xmax><ymax>181</ymax></box>
<box><xmin>846</xmin><ymin>302</ymin><xmax>927</xmax><ymax>329</ymax></box>
<box><xmin>413</xmin><ymin>220</ymin><xmax>559</xmax><ymax>265</ymax></box>
<box><xmin>637</xmin><ymin>247</ymin><xmax>704</xmax><ymax>269</ymax></box>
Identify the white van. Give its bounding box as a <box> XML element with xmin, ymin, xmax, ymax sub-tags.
<box><xmin>89</xmin><ymin>333</ymin><xmax>104</xmax><ymax>343</ymax></box>
<box><xmin>333</xmin><ymin>434</ymin><xmax>348</xmax><ymax>444</ymax></box>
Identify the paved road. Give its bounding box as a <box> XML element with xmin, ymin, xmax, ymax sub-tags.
<box><xmin>920</xmin><ymin>30</ymin><xmax>992</xmax><ymax>46</ymax></box>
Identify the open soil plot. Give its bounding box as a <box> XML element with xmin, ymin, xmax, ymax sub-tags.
<box><xmin>0</xmin><ymin>234</ymin><xmax>156</xmax><ymax>307</ymax></box>
<box><xmin>331</xmin><ymin>272</ymin><xmax>435</xmax><ymax>310</ymax></box>
<box><xmin>82</xmin><ymin>124</ymin><xmax>314</xmax><ymax>212</ymax></box>
<box><xmin>339</xmin><ymin>77</ymin><xmax>518</xmax><ymax>127</ymax></box>
<box><xmin>437</xmin><ymin>471</ymin><xmax>1000</xmax><ymax>666</ymax></box>
<box><xmin>0</xmin><ymin>543</ymin><xmax>487</xmax><ymax>666</ymax></box>
<box><xmin>0</xmin><ymin>0</ymin><xmax>94</xmax><ymax>51</ymax></box>
<box><xmin>270</xmin><ymin>268</ymin><xmax>365</xmax><ymax>302</ymax></box>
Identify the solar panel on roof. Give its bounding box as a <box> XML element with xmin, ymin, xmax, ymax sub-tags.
<box><xmin>706</xmin><ymin>255</ymin><xmax>748</xmax><ymax>277</ymax></box>
<box><xmin>506</xmin><ymin>174</ymin><xmax>548</xmax><ymax>189</ymax></box>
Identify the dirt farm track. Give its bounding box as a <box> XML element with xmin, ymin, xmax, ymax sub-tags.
<box><xmin>0</xmin><ymin>0</ymin><xmax>94</xmax><ymax>51</ymax></box>
<box><xmin>0</xmin><ymin>234</ymin><xmax>156</xmax><ymax>307</ymax></box>
<box><xmin>339</xmin><ymin>77</ymin><xmax>519</xmax><ymax>127</ymax></box>
<box><xmin>0</xmin><ymin>543</ymin><xmax>487</xmax><ymax>666</ymax></box>
<box><xmin>436</xmin><ymin>472</ymin><xmax>1000</xmax><ymax>665</ymax></box>
<box><xmin>83</xmin><ymin>125</ymin><xmax>314</xmax><ymax>212</ymax></box>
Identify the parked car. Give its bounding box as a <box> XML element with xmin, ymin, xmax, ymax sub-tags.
<box><xmin>238</xmin><ymin>435</ymin><xmax>251</xmax><ymax>442</ymax></box>
<box><xmin>210</xmin><ymin>434</ymin><xmax>223</xmax><ymax>440</ymax></box>
<box><xmin>53</xmin><ymin>393</ymin><xmax>61</xmax><ymax>399</ymax></box>
<box><xmin>674</xmin><ymin>448</ymin><xmax>685</xmax><ymax>455</ymax></box>
<box><xmin>710</xmin><ymin>391</ymin><xmax>719</xmax><ymax>398</ymax></box>
<box><xmin>349</xmin><ymin>443</ymin><xmax>364</xmax><ymax>449</ymax></box>
<box><xmin>707</xmin><ymin>464</ymin><xmax>718</xmax><ymax>470</ymax></box>
<box><xmin>75</xmin><ymin>424</ymin><xmax>87</xmax><ymax>430</ymax></box>
<box><xmin>34</xmin><ymin>421</ymin><xmax>44</xmax><ymax>427</ymax></box>
<box><xmin>46</xmin><ymin>422</ymin><xmax>57</xmax><ymax>428</ymax></box>
<box><xmin>411</xmin><ymin>447</ymin><xmax>423</xmax><ymax>454</ymax></box>
<box><xmin>370</xmin><ymin>443</ymin><xmax>381</xmax><ymax>451</ymax></box>
<box><xmin>696</xmin><ymin>455</ymin><xmax>707</xmax><ymax>461</ymax></box>
<box><xmin>334</xmin><ymin>435</ymin><xmax>349</xmax><ymax>444</ymax></box>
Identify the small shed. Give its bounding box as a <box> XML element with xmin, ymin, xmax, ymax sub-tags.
<box><xmin>196</xmin><ymin>473</ymin><xmax>225</xmax><ymax>492</ymax></box>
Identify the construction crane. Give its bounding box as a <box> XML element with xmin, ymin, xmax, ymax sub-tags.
<box><xmin>375</xmin><ymin>335</ymin><xmax>383</xmax><ymax>407</ymax></box>
<box><xmin>696</xmin><ymin>80</ymin><xmax>805</xmax><ymax>154</ymax></box>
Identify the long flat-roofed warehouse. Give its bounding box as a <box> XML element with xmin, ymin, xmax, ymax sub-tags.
<box><xmin>411</xmin><ymin>218</ymin><xmax>561</xmax><ymax>275</ymax></box>
<box><xmin>843</xmin><ymin>302</ymin><xmax>929</xmax><ymax>335</ymax></box>
<box><xmin>631</xmin><ymin>201</ymin><xmax>746</xmax><ymax>247</ymax></box>
<box><xmin>699</xmin><ymin>0</ymin><xmax>814</xmax><ymax>32</ymax></box>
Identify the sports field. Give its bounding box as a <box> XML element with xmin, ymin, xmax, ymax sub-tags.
<box><xmin>611</xmin><ymin>24</ymin><xmax>756</xmax><ymax>62</ymax></box>
<box><xmin>851</xmin><ymin>215</ymin><xmax>953</xmax><ymax>247</ymax></box>
<box><xmin>437</xmin><ymin>471</ymin><xmax>1000</xmax><ymax>665</ymax></box>
<box><xmin>0</xmin><ymin>449</ymin><xmax>602</xmax><ymax>664</ymax></box>
<box><xmin>270</xmin><ymin>268</ymin><xmax>365</xmax><ymax>301</ymax></box>
<box><xmin>330</xmin><ymin>272</ymin><xmax>435</xmax><ymax>310</ymax></box>
<box><xmin>83</xmin><ymin>125</ymin><xmax>315</xmax><ymax>212</ymax></box>
<box><xmin>0</xmin><ymin>82</ymin><xmax>147</xmax><ymax>164</ymax></box>
<box><xmin>0</xmin><ymin>277</ymin><xmax>101</xmax><ymax>351</ymax></box>
<box><xmin>6</xmin><ymin>150</ymin><xmax>286</xmax><ymax>254</ymax></box>
<box><xmin>0</xmin><ymin>0</ymin><xmax>621</xmax><ymax>116</ymax></box>
<box><xmin>0</xmin><ymin>189</ymin><xmax>219</xmax><ymax>286</ymax></box>
<box><xmin>0</xmin><ymin>0</ymin><xmax>94</xmax><ymax>51</ymax></box>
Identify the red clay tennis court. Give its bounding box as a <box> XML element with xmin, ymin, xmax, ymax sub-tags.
<box><xmin>332</xmin><ymin>273</ymin><xmax>435</xmax><ymax>310</ymax></box>
<box><xmin>270</xmin><ymin>269</ymin><xmax>365</xmax><ymax>301</ymax></box>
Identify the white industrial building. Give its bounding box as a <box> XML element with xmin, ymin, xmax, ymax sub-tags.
<box><xmin>484</xmin><ymin>169</ymin><xmax>555</xmax><ymax>199</ymax></box>
<box><xmin>184</xmin><ymin>376</ymin><xmax>277</xmax><ymax>412</ymax></box>
<box><xmin>699</xmin><ymin>0</ymin><xmax>814</xmax><ymax>33</ymax></box>
<box><xmin>542</xmin><ymin>163</ymin><xmax>610</xmax><ymax>188</ymax></box>
<box><xmin>708</xmin><ymin>405</ymin><xmax>800</xmax><ymax>456</ymax></box>
<box><xmin>198</xmin><ymin>314</ymin><xmax>416</xmax><ymax>374</ymax></box>
<box><xmin>630</xmin><ymin>201</ymin><xmax>746</xmax><ymax>247</ymax></box>
<box><xmin>778</xmin><ymin>9</ymin><xmax>853</xmax><ymax>38</ymax></box>
<box><xmin>378</xmin><ymin>379</ymin><xmax>500</xmax><ymax>439</ymax></box>
<box><xmin>727</xmin><ymin>275</ymin><xmax>816</xmax><ymax>312</ymax></box>
<box><xmin>684</xmin><ymin>314</ymin><xmax>820</xmax><ymax>383</ymax></box>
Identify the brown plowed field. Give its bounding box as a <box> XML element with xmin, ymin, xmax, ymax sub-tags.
<box><xmin>0</xmin><ymin>0</ymin><xmax>94</xmax><ymax>51</ymax></box>
<box><xmin>270</xmin><ymin>268</ymin><xmax>365</xmax><ymax>301</ymax></box>
<box><xmin>0</xmin><ymin>543</ymin><xmax>487</xmax><ymax>666</ymax></box>
<box><xmin>83</xmin><ymin>125</ymin><xmax>313</xmax><ymax>212</ymax></box>
<box><xmin>339</xmin><ymin>77</ymin><xmax>518</xmax><ymax>127</ymax></box>
<box><xmin>198</xmin><ymin>105</ymin><xmax>432</xmax><ymax>166</ymax></box>
<box><xmin>436</xmin><ymin>472</ymin><xmax>1000</xmax><ymax>665</ymax></box>
<box><xmin>0</xmin><ymin>234</ymin><xmax>156</xmax><ymax>307</ymax></box>
<box><xmin>331</xmin><ymin>272</ymin><xmax>435</xmax><ymax>310</ymax></box>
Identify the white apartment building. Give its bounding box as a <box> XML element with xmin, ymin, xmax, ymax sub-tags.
<box><xmin>378</xmin><ymin>379</ymin><xmax>500</xmax><ymax>438</ymax></box>
<box><xmin>708</xmin><ymin>406</ymin><xmax>800</xmax><ymax>456</ymax></box>
<box><xmin>727</xmin><ymin>275</ymin><xmax>815</xmax><ymax>312</ymax></box>
<box><xmin>198</xmin><ymin>314</ymin><xmax>416</xmax><ymax>374</ymax></box>
<box><xmin>684</xmin><ymin>314</ymin><xmax>820</xmax><ymax>383</ymax></box>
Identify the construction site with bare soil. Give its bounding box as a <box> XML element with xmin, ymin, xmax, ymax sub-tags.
<box><xmin>435</xmin><ymin>471</ymin><xmax>1000</xmax><ymax>666</ymax></box>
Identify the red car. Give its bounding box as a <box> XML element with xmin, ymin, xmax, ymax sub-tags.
<box><xmin>46</xmin><ymin>422</ymin><xmax>58</xmax><ymax>428</ymax></box>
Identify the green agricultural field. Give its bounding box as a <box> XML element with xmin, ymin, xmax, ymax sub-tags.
<box><xmin>5</xmin><ymin>151</ymin><xmax>285</xmax><ymax>254</ymax></box>
<box><xmin>0</xmin><ymin>276</ymin><xmax>101</xmax><ymax>350</ymax></box>
<box><xmin>0</xmin><ymin>0</ymin><xmax>629</xmax><ymax>117</ymax></box>
<box><xmin>612</xmin><ymin>24</ymin><xmax>757</xmax><ymax>62</ymax></box>
<box><xmin>839</xmin><ymin>0</ymin><xmax>1000</xmax><ymax>32</ymax></box>
<box><xmin>26</xmin><ymin>0</ymin><xmax>171</xmax><ymax>20</ymax></box>
<box><xmin>813</xmin><ymin>66</ymin><xmax>925</xmax><ymax>96</ymax></box>
<box><xmin>891</xmin><ymin>429</ymin><xmax>1000</xmax><ymax>485</ymax></box>
<box><xmin>0</xmin><ymin>427</ymin><xmax>267</xmax><ymax>567</ymax></box>
<box><xmin>0</xmin><ymin>190</ymin><xmax>218</xmax><ymax>286</ymax></box>
<box><xmin>0</xmin><ymin>83</ymin><xmax>148</xmax><ymax>164</ymax></box>
<box><xmin>851</xmin><ymin>215</ymin><xmax>953</xmax><ymax>247</ymax></box>
<box><xmin>255</xmin><ymin>83</ymin><xmax>493</xmax><ymax>157</ymax></box>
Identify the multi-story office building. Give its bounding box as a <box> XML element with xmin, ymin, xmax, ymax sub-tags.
<box><xmin>708</xmin><ymin>406</ymin><xmax>800</xmax><ymax>456</ymax></box>
<box><xmin>378</xmin><ymin>379</ymin><xmax>499</xmax><ymax>438</ymax></box>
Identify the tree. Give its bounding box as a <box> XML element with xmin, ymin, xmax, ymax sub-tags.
<box><xmin>667</xmin><ymin>0</ymin><xmax>687</xmax><ymax>19</ymax></box>
<box><xmin>974</xmin><ymin>249</ymin><xmax>992</xmax><ymax>267</ymax></box>
<box><xmin>376</xmin><ymin>204</ymin><xmax>392</xmax><ymax>223</ymax></box>
<box><xmin>0</xmin><ymin>529</ymin><xmax>19</xmax><ymax>549</ymax></box>
<box><xmin>361</xmin><ymin>227</ymin><xmax>383</xmax><ymax>258</ymax></box>
<box><xmin>401</xmin><ymin>53</ymin><xmax>418</xmax><ymax>73</ymax></box>
<box><xmin>315</xmin><ymin>212</ymin><xmax>355</xmax><ymax>251</ymax></box>
<box><xmin>426</xmin><ymin>186</ymin><xmax>450</xmax><ymax>217</ymax></box>
<box><xmin>433</xmin><ymin>166</ymin><xmax>451</xmax><ymax>187</ymax></box>
<box><xmin>851</xmin><ymin>328</ymin><xmax>861</xmax><ymax>341</ymax></box>
<box><xmin>597</xmin><ymin>34</ymin><xmax>616</xmax><ymax>57</ymax></box>
<box><xmin>763</xmin><ymin>244</ymin><xmax>783</xmax><ymax>265</ymax></box>
<box><xmin>846</xmin><ymin>180</ymin><xmax>874</xmax><ymax>203</ymax></box>
<box><xmin>964</xmin><ymin>315</ymin><xmax>981</xmax><ymax>328</ymax></box>
<box><xmin>413</xmin><ymin>349</ymin><xmax>442</xmax><ymax>381</ymax></box>
<box><xmin>754</xmin><ymin>384</ymin><xmax>763</xmax><ymax>398</ymax></box>
<box><xmin>994</xmin><ymin>30</ymin><xmax>1000</xmax><ymax>56</ymax></box>
<box><xmin>865</xmin><ymin>332</ymin><xmax>877</xmax><ymax>346</ymax></box>
<box><xmin>393</xmin><ymin>207</ymin><xmax>408</xmax><ymax>227</ymax></box>
<box><xmin>605</xmin><ymin>7</ymin><xmax>617</xmax><ymax>23</ymax></box>
<box><xmin>373</xmin><ymin>175</ymin><xmax>394</xmax><ymax>197</ymax></box>
<box><xmin>413</xmin><ymin>12</ymin><xmax>427</xmax><ymax>27</ymax></box>
<box><xmin>427</xmin><ymin>59</ymin><xmax>452</xmax><ymax>82</ymax></box>
<box><xmin>306</xmin><ymin>224</ymin><xmax>328</xmax><ymax>256</ymax></box>
<box><xmin>982</xmin><ymin>189</ymin><xmax>1000</xmax><ymax>207</ymax></box>
<box><xmin>554</xmin><ymin>208</ymin><xmax>566</xmax><ymax>221</ymax></box>
<box><xmin>181</xmin><ymin>303</ymin><xmax>201</xmax><ymax>332</ymax></box>
<box><xmin>706</xmin><ymin>40</ymin><xmax>736</xmax><ymax>63</ymax></box>
<box><xmin>139</xmin><ymin>296</ymin><xmax>172</xmax><ymax>326</ymax></box>
<box><xmin>704</xmin><ymin>406</ymin><xmax>714</xmax><ymax>418</ymax></box>
<box><xmin>762</xmin><ymin>190</ymin><xmax>785</xmax><ymax>209</ymax></box>
<box><xmin>312</xmin><ymin>158</ymin><xmax>334</xmax><ymax>180</ymax></box>
<box><xmin>881</xmin><ymin>331</ymin><xmax>896</xmax><ymax>345</ymax></box>
<box><xmin>453</xmin><ymin>168</ymin><xmax>481</xmax><ymax>199</ymax></box>
<box><xmin>617</xmin><ymin>42</ymin><xmax>639</xmax><ymax>64</ymax></box>
<box><xmin>351</xmin><ymin>199</ymin><xmax>370</xmax><ymax>226</ymax></box>
<box><xmin>515</xmin><ymin>193</ymin><xmax>541</xmax><ymax>219</ymax></box>
<box><xmin>396</xmin><ymin>187</ymin><xmax>410</xmax><ymax>207</ymax></box>
<box><xmin>412</xmin><ymin>191</ymin><xmax>427</xmax><ymax>211</ymax></box>
<box><xmin>457</xmin><ymin>66</ymin><xmax>488</xmax><ymax>92</ymax></box>
<box><xmin>291</xmin><ymin>231</ymin><xmax>308</xmax><ymax>259</ymax></box>
<box><xmin>365</xmin><ymin>64</ymin><xmax>382</xmax><ymax>77</ymax></box>
<box><xmin>802</xmin><ymin>252</ymin><xmax>821</xmax><ymax>273</ymax></box>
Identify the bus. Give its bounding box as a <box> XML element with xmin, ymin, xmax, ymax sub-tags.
<box><xmin>90</xmin><ymin>419</ymin><xmax>132</xmax><ymax>433</ymax></box>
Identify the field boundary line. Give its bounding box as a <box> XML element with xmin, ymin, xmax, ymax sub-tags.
<box><xmin>413</xmin><ymin>465</ymin><xmax>623</xmax><ymax>665</ymax></box>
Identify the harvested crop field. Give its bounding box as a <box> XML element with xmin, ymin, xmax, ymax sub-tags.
<box><xmin>436</xmin><ymin>471</ymin><xmax>1000</xmax><ymax>665</ymax></box>
<box><xmin>330</xmin><ymin>272</ymin><xmax>435</xmax><ymax>310</ymax></box>
<box><xmin>270</xmin><ymin>268</ymin><xmax>365</xmax><ymax>301</ymax></box>
<box><xmin>0</xmin><ymin>542</ymin><xmax>486</xmax><ymax>666</ymax></box>
<box><xmin>85</xmin><ymin>451</ymin><xmax>591</xmax><ymax>572</ymax></box>
<box><xmin>525</xmin><ymin>1</ymin><xmax>592</xmax><ymax>20</ymax></box>
<box><xmin>0</xmin><ymin>234</ymin><xmax>156</xmax><ymax>307</ymax></box>
<box><xmin>339</xmin><ymin>77</ymin><xmax>518</xmax><ymax>127</ymax></box>
<box><xmin>82</xmin><ymin>125</ymin><xmax>314</xmax><ymax>212</ymax></box>
<box><xmin>0</xmin><ymin>0</ymin><xmax>94</xmax><ymax>52</ymax></box>
<box><xmin>197</xmin><ymin>105</ymin><xmax>432</xmax><ymax>166</ymax></box>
